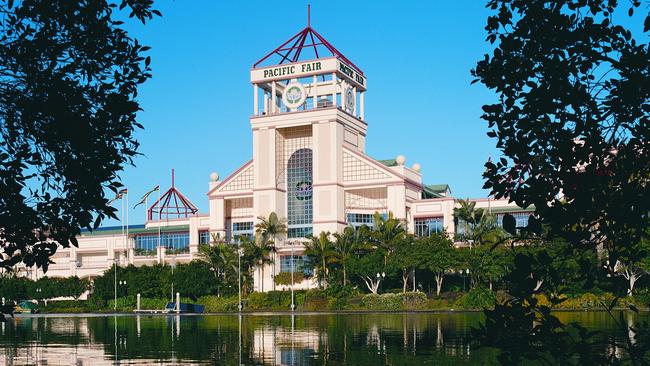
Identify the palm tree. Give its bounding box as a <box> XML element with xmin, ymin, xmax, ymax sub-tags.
<box><xmin>196</xmin><ymin>233</ymin><xmax>239</xmax><ymax>296</ymax></box>
<box><xmin>454</xmin><ymin>198</ymin><xmax>503</xmax><ymax>246</ymax></box>
<box><xmin>242</xmin><ymin>233</ymin><xmax>274</xmax><ymax>292</ymax></box>
<box><xmin>372</xmin><ymin>211</ymin><xmax>406</xmax><ymax>264</ymax></box>
<box><xmin>333</xmin><ymin>226</ymin><xmax>370</xmax><ymax>285</ymax></box>
<box><xmin>255</xmin><ymin>212</ymin><xmax>287</xmax><ymax>290</ymax></box>
<box><xmin>304</xmin><ymin>232</ymin><xmax>337</xmax><ymax>288</ymax></box>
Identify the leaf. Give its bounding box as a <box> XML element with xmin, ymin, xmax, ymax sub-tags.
<box><xmin>503</xmin><ymin>214</ymin><xmax>517</xmax><ymax>235</ymax></box>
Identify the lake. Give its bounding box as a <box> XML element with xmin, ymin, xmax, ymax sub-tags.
<box><xmin>0</xmin><ymin>311</ymin><xmax>645</xmax><ymax>365</ymax></box>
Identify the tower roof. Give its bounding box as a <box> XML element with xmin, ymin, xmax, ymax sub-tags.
<box><xmin>148</xmin><ymin>169</ymin><xmax>199</xmax><ymax>221</ymax></box>
<box><xmin>253</xmin><ymin>7</ymin><xmax>362</xmax><ymax>75</ymax></box>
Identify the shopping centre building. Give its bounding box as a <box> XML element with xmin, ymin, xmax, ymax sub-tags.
<box><xmin>19</xmin><ymin>23</ymin><xmax>532</xmax><ymax>291</ymax></box>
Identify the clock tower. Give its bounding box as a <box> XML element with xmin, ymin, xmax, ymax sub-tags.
<box><xmin>250</xmin><ymin>21</ymin><xmax>367</xmax><ymax>240</ymax></box>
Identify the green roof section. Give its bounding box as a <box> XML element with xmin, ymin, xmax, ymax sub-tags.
<box><xmin>80</xmin><ymin>224</ymin><xmax>190</xmax><ymax>237</ymax></box>
<box><xmin>487</xmin><ymin>205</ymin><xmax>535</xmax><ymax>214</ymax></box>
<box><xmin>422</xmin><ymin>184</ymin><xmax>451</xmax><ymax>199</ymax></box>
<box><xmin>377</xmin><ymin>159</ymin><xmax>398</xmax><ymax>167</ymax></box>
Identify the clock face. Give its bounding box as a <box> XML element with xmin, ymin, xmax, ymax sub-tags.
<box><xmin>345</xmin><ymin>87</ymin><xmax>355</xmax><ymax>113</ymax></box>
<box><xmin>282</xmin><ymin>82</ymin><xmax>306</xmax><ymax>109</ymax></box>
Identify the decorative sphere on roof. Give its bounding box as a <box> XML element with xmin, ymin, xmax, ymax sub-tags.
<box><xmin>396</xmin><ymin>155</ymin><xmax>406</xmax><ymax>166</ymax></box>
<box><xmin>210</xmin><ymin>172</ymin><xmax>219</xmax><ymax>182</ymax></box>
<box><xmin>412</xmin><ymin>163</ymin><xmax>421</xmax><ymax>172</ymax></box>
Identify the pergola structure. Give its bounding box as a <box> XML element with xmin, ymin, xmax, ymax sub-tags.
<box><xmin>253</xmin><ymin>6</ymin><xmax>362</xmax><ymax>75</ymax></box>
<box><xmin>148</xmin><ymin>169</ymin><xmax>199</xmax><ymax>220</ymax></box>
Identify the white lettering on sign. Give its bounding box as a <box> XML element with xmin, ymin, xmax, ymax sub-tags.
<box><xmin>251</xmin><ymin>58</ymin><xmax>366</xmax><ymax>89</ymax></box>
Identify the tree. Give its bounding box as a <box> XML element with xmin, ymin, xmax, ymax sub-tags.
<box><xmin>255</xmin><ymin>212</ymin><xmax>287</xmax><ymax>290</ymax></box>
<box><xmin>172</xmin><ymin>261</ymin><xmax>219</xmax><ymax>300</ymax></box>
<box><xmin>472</xmin><ymin>2</ymin><xmax>649</xmax><ymax>362</ymax></box>
<box><xmin>418</xmin><ymin>235</ymin><xmax>458</xmax><ymax>296</ymax></box>
<box><xmin>0</xmin><ymin>0</ymin><xmax>161</xmax><ymax>271</ymax></box>
<box><xmin>348</xmin><ymin>249</ymin><xmax>385</xmax><ymax>294</ymax></box>
<box><xmin>332</xmin><ymin>225</ymin><xmax>370</xmax><ymax>285</ymax></box>
<box><xmin>610</xmin><ymin>233</ymin><xmax>650</xmax><ymax>296</ymax></box>
<box><xmin>304</xmin><ymin>232</ymin><xmax>337</xmax><ymax>288</ymax></box>
<box><xmin>371</xmin><ymin>212</ymin><xmax>406</xmax><ymax>264</ymax></box>
<box><xmin>387</xmin><ymin>236</ymin><xmax>417</xmax><ymax>293</ymax></box>
<box><xmin>64</xmin><ymin>276</ymin><xmax>90</xmax><ymax>300</ymax></box>
<box><xmin>242</xmin><ymin>234</ymin><xmax>273</xmax><ymax>292</ymax></box>
<box><xmin>474</xmin><ymin>0</ymin><xmax>649</xmax><ymax>259</ymax></box>
<box><xmin>453</xmin><ymin>198</ymin><xmax>505</xmax><ymax>246</ymax></box>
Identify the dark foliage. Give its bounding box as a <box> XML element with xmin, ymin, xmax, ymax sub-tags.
<box><xmin>0</xmin><ymin>0</ymin><xmax>160</xmax><ymax>270</ymax></box>
<box><xmin>472</xmin><ymin>0</ymin><xmax>650</xmax><ymax>364</ymax></box>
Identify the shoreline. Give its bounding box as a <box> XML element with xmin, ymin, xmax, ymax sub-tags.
<box><xmin>7</xmin><ymin>307</ymin><xmax>649</xmax><ymax>318</ymax></box>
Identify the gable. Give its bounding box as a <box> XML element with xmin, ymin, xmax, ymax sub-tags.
<box><xmin>343</xmin><ymin>150</ymin><xmax>395</xmax><ymax>182</ymax></box>
<box><xmin>220</xmin><ymin>164</ymin><xmax>253</xmax><ymax>192</ymax></box>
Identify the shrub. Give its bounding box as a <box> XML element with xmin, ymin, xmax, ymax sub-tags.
<box><xmin>454</xmin><ymin>287</ymin><xmax>497</xmax><ymax>309</ymax></box>
<box><xmin>274</xmin><ymin>272</ymin><xmax>305</xmax><ymax>285</ymax></box>
<box><xmin>427</xmin><ymin>298</ymin><xmax>451</xmax><ymax>309</ymax></box>
<box><xmin>246</xmin><ymin>291</ymin><xmax>293</xmax><ymax>310</ymax></box>
<box><xmin>362</xmin><ymin>293</ymin><xmax>401</xmax><ymax>310</ymax></box>
<box><xmin>302</xmin><ymin>290</ymin><xmax>328</xmax><ymax>311</ymax></box>
<box><xmin>198</xmin><ymin>296</ymin><xmax>240</xmax><ymax>312</ymax></box>
<box><xmin>328</xmin><ymin>297</ymin><xmax>347</xmax><ymax>310</ymax></box>
<box><xmin>402</xmin><ymin>292</ymin><xmax>427</xmax><ymax>310</ymax></box>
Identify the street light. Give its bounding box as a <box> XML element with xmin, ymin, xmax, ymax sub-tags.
<box><xmin>170</xmin><ymin>258</ymin><xmax>176</xmax><ymax>303</ymax></box>
<box><xmin>463</xmin><ymin>268</ymin><xmax>470</xmax><ymax>292</ymax></box>
<box><xmin>237</xmin><ymin>238</ymin><xmax>243</xmax><ymax>312</ymax></box>
<box><xmin>290</xmin><ymin>242</ymin><xmax>296</xmax><ymax>311</ymax></box>
<box><xmin>119</xmin><ymin>280</ymin><xmax>127</xmax><ymax>297</ymax></box>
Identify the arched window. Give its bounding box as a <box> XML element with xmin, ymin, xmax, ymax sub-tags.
<box><xmin>287</xmin><ymin>148</ymin><xmax>313</xmax><ymax>238</ymax></box>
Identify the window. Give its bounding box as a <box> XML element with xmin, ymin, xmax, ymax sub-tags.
<box><xmin>287</xmin><ymin>148</ymin><xmax>313</xmax><ymax>238</ymax></box>
<box><xmin>346</xmin><ymin>213</ymin><xmax>383</xmax><ymax>229</ymax></box>
<box><xmin>134</xmin><ymin>232</ymin><xmax>189</xmax><ymax>255</ymax></box>
<box><xmin>279</xmin><ymin>255</ymin><xmax>312</xmax><ymax>276</ymax></box>
<box><xmin>199</xmin><ymin>230</ymin><xmax>211</xmax><ymax>245</ymax></box>
<box><xmin>496</xmin><ymin>212</ymin><xmax>530</xmax><ymax>229</ymax></box>
<box><xmin>415</xmin><ymin>217</ymin><xmax>444</xmax><ymax>237</ymax></box>
<box><xmin>288</xmin><ymin>227</ymin><xmax>312</xmax><ymax>239</ymax></box>
<box><xmin>232</xmin><ymin>221</ymin><xmax>254</xmax><ymax>239</ymax></box>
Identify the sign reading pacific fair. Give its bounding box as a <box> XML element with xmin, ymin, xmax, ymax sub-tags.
<box><xmin>251</xmin><ymin>58</ymin><xmax>366</xmax><ymax>89</ymax></box>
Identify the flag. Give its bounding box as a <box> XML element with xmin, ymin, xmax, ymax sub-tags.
<box><xmin>134</xmin><ymin>185</ymin><xmax>160</xmax><ymax>208</ymax></box>
<box><xmin>107</xmin><ymin>188</ymin><xmax>129</xmax><ymax>204</ymax></box>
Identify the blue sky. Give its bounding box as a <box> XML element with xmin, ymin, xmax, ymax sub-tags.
<box><xmin>109</xmin><ymin>1</ymin><xmax>501</xmax><ymax>225</ymax></box>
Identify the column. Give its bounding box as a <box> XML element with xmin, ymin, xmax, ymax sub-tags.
<box><xmin>360</xmin><ymin>92</ymin><xmax>365</xmax><ymax>120</ymax></box>
<box><xmin>271</xmin><ymin>82</ymin><xmax>277</xmax><ymax>114</ymax></box>
<box><xmin>331</xmin><ymin>72</ymin><xmax>337</xmax><ymax>106</ymax></box>
<box><xmin>253</xmin><ymin>84</ymin><xmax>258</xmax><ymax>115</ymax></box>
<box><xmin>353</xmin><ymin>87</ymin><xmax>357</xmax><ymax>116</ymax></box>
<box><xmin>263</xmin><ymin>92</ymin><xmax>268</xmax><ymax>114</ymax></box>
<box><xmin>312</xmin><ymin>75</ymin><xmax>318</xmax><ymax>109</ymax></box>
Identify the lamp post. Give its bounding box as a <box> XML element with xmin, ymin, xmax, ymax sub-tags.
<box><xmin>35</xmin><ymin>288</ymin><xmax>42</xmax><ymax>303</ymax></box>
<box><xmin>170</xmin><ymin>258</ymin><xmax>176</xmax><ymax>303</ymax></box>
<box><xmin>119</xmin><ymin>280</ymin><xmax>127</xmax><ymax>297</ymax></box>
<box><xmin>463</xmin><ymin>268</ymin><xmax>470</xmax><ymax>292</ymax></box>
<box><xmin>113</xmin><ymin>257</ymin><xmax>118</xmax><ymax>312</ymax></box>
<box><xmin>238</xmin><ymin>238</ymin><xmax>243</xmax><ymax>312</ymax></box>
<box><xmin>290</xmin><ymin>242</ymin><xmax>295</xmax><ymax>311</ymax></box>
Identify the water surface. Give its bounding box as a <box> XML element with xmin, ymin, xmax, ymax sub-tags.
<box><xmin>0</xmin><ymin>311</ymin><xmax>644</xmax><ymax>365</ymax></box>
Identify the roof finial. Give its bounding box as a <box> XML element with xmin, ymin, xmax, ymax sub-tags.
<box><xmin>171</xmin><ymin>168</ymin><xmax>175</xmax><ymax>188</ymax></box>
<box><xmin>307</xmin><ymin>4</ymin><xmax>311</xmax><ymax>27</ymax></box>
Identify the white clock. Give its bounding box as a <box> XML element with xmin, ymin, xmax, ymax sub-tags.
<box><xmin>282</xmin><ymin>82</ymin><xmax>307</xmax><ymax>109</ymax></box>
<box><xmin>345</xmin><ymin>87</ymin><xmax>355</xmax><ymax>114</ymax></box>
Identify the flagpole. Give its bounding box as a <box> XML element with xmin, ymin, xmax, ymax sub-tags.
<box><xmin>157</xmin><ymin>185</ymin><xmax>161</xmax><ymax>262</ymax></box>
<box><xmin>126</xmin><ymin>189</ymin><xmax>129</xmax><ymax>264</ymax></box>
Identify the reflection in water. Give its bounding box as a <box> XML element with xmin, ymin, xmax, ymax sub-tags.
<box><xmin>0</xmin><ymin>312</ymin><xmax>645</xmax><ymax>365</ymax></box>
